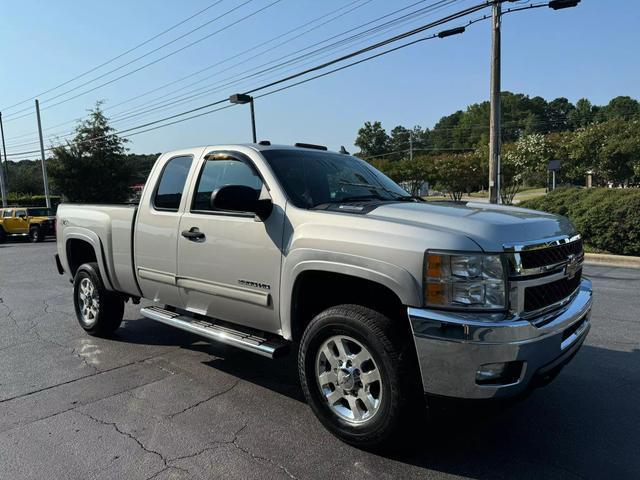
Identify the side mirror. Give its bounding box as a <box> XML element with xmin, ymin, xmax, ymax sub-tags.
<box><xmin>210</xmin><ymin>185</ymin><xmax>273</xmax><ymax>220</ymax></box>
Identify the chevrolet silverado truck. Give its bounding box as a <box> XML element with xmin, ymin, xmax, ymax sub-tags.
<box><xmin>1</xmin><ymin>207</ymin><xmax>56</xmax><ymax>243</ymax></box>
<box><xmin>55</xmin><ymin>143</ymin><xmax>592</xmax><ymax>448</ymax></box>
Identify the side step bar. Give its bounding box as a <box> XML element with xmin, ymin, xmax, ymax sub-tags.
<box><xmin>140</xmin><ymin>306</ymin><xmax>290</xmax><ymax>359</ymax></box>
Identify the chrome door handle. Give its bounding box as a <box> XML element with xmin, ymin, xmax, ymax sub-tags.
<box><xmin>181</xmin><ymin>227</ymin><xmax>205</xmax><ymax>241</ymax></box>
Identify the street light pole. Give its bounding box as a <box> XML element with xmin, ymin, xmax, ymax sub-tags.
<box><xmin>249</xmin><ymin>98</ymin><xmax>257</xmax><ymax>143</ymax></box>
<box><xmin>229</xmin><ymin>94</ymin><xmax>257</xmax><ymax>143</ymax></box>
<box><xmin>35</xmin><ymin>99</ymin><xmax>51</xmax><ymax>209</ymax></box>
<box><xmin>0</xmin><ymin>112</ymin><xmax>7</xmax><ymax>207</ymax></box>
<box><xmin>0</xmin><ymin>112</ymin><xmax>8</xmax><ymax>193</ymax></box>
<box><xmin>488</xmin><ymin>1</ymin><xmax>501</xmax><ymax>204</ymax></box>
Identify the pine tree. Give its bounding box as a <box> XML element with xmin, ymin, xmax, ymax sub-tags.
<box><xmin>50</xmin><ymin>102</ymin><xmax>133</xmax><ymax>203</ymax></box>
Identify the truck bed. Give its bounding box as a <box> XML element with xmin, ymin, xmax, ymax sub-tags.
<box><xmin>56</xmin><ymin>203</ymin><xmax>141</xmax><ymax>297</ymax></box>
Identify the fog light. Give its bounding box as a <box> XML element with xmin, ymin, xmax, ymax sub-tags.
<box><xmin>476</xmin><ymin>361</ymin><xmax>523</xmax><ymax>385</ymax></box>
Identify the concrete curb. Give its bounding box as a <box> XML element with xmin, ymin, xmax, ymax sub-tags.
<box><xmin>584</xmin><ymin>253</ymin><xmax>640</xmax><ymax>269</ymax></box>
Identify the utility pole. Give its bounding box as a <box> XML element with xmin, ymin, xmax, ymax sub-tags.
<box><xmin>489</xmin><ymin>1</ymin><xmax>502</xmax><ymax>203</ymax></box>
<box><xmin>35</xmin><ymin>99</ymin><xmax>51</xmax><ymax>209</ymax></box>
<box><xmin>485</xmin><ymin>0</ymin><xmax>580</xmax><ymax>203</ymax></box>
<box><xmin>488</xmin><ymin>1</ymin><xmax>501</xmax><ymax>204</ymax></box>
<box><xmin>409</xmin><ymin>131</ymin><xmax>413</xmax><ymax>162</ymax></box>
<box><xmin>0</xmin><ymin>112</ymin><xmax>8</xmax><ymax>192</ymax></box>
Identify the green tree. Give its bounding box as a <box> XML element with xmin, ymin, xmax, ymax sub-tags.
<box><xmin>50</xmin><ymin>102</ymin><xmax>133</xmax><ymax>203</ymax></box>
<box><xmin>354</xmin><ymin>121</ymin><xmax>389</xmax><ymax>157</ymax></box>
<box><xmin>382</xmin><ymin>155</ymin><xmax>436</xmax><ymax>196</ymax></box>
<box><xmin>568</xmin><ymin>98</ymin><xmax>595</xmax><ymax>129</ymax></box>
<box><xmin>5</xmin><ymin>160</ymin><xmax>44</xmax><ymax>195</ymax></box>
<box><xmin>434</xmin><ymin>153</ymin><xmax>482</xmax><ymax>201</ymax></box>
<box><xmin>564</xmin><ymin>118</ymin><xmax>640</xmax><ymax>186</ymax></box>
<box><xmin>544</xmin><ymin>97</ymin><xmax>575</xmax><ymax>132</ymax></box>
<box><xmin>505</xmin><ymin>133</ymin><xmax>553</xmax><ymax>187</ymax></box>
<box><xmin>596</xmin><ymin>96</ymin><xmax>640</xmax><ymax>122</ymax></box>
<box><xmin>387</xmin><ymin>125</ymin><xmax>425</xmax><ymax>161</ymax></box>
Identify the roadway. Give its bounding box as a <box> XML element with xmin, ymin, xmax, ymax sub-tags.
<box><xmin>0</xmin><ymin>240</ymin><xmax>638</xmax><ymax>479</ymax></box>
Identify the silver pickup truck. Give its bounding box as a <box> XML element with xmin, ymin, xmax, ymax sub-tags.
<box><xmin>55</xmin><ymin>142</ymin><xmax>592</xmax><ymax>448</ymax></box>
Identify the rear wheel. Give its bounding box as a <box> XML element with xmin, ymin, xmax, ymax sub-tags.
<box><xmin>299</xmin><ymin>304</ymin><xmax>422</xmax><ymax>449</ymax></box>
<box><xmin>73</xmin><ymin>263</ymin><xmax>124</xmax><ymax>336</ymax></box>
<box><xmin>0</xmin><ymin>228</ymin><xmax>5</xmax><ymax>244</ymax></box>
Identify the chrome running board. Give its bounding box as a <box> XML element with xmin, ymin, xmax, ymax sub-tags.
<box><xmin>140</xmin><ymin>305</ymin><xmax>289</xmax><ymax>359</ymax></box>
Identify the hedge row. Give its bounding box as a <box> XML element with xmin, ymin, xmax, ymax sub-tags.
<box><xmin>6</xmin><ymin>194</ymin><xmax>61</xmax><ymax>208</ymax></box>
<box><xmin>520</xmin><ymin>187</ymin><xmax>640</xmax><ymax>256</ymax></box>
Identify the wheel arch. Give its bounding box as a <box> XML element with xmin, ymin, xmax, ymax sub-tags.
<box><xmin>282</xmin><ymin>257</ymin><xmax>421</xmax><ymax>341</ymax></box>
<box><xmin>64</xmin><ymin>230</ymin><xmax>115</xmax><ymax>290</ymax></box>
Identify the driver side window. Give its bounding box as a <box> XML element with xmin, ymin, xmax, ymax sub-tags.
<box><xmin>192</xmin><ymin>155</ymin><xmax>262</xmax><ymax>212</ymax></box>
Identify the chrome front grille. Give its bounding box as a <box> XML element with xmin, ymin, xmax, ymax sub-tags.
<box><xmin>524</xmin><ymin>268</ymin><xmax>582</xmax><ymax>312</ymax></box>
<box><xmin>519</xmin><ymin>238</ymin><xmax>583</xmax><ymax>270</ymax></box>
<box><xmin>505</xmin><ymin>235</ymin><xmax>584</xmax><ymax>321</ymax></box>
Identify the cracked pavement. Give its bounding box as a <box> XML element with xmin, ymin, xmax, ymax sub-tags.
<box><xmin>0</xmin><ymin>240</ymin><xmax>638</xmax><ymax>479</ymax></box>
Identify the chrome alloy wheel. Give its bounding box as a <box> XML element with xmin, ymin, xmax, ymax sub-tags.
<box><xmin>315</xmin><ymin>335</ymin><xmax>382</xmax><ymax>424</ymax></box>
<box><xmin>78</xmin><ymin>277</ymin><xmax>99</xmax><ymax>326</ymax></box>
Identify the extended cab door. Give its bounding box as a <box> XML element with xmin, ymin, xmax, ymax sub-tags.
<box><xmin>134</xmin><ymin>150</ymin><xmax>203</xmax><ymax>306</ymax></box>
<box><xmin>176</xmin><ymin>150</ymin><xmax>285</xmax><ymax>334</ymax></box>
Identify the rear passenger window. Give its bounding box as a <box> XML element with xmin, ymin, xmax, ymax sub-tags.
<box><xmin>154</xmin><ymin>155</ymin><xmax>193</xmax><ymax>211</ymax></box>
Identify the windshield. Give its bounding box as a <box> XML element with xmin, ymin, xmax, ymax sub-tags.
<box><xmin>261</xmin><ymin>149</ymin><xmax>409</xmax><ymax>208</ymax></box>
<box><xmin>26</xmin><ymin>208</ymin><xmax>52</xmax><ymax>217</ymax></box>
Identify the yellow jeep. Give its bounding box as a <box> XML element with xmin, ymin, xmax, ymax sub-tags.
<box><xmin>0</xmin><ymin>207</ymin><xmax>56</xmax><ymax>243</ymax></box>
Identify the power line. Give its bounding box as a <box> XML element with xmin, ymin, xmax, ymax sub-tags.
<box><xmin>11</xmin><ymin>1</ymin><xmax>591</xmax><ymax>159</ymax></box>
<box><xmin>3</xmin><ymin>0</ymin><xmax>281</xmax><ymax>122</ymax></box>
<box><xmin>4</xmin><ymin>1</ymin><xmax>493</xmax><ymax>158</ymax></box>
<box><xmin>0</xmin><ymin>0</ymin><xmax>227</xmax><ymax>113</ymax></box>
<box><xmin>1</xmin><ymin>0</ymin><xmax>369</xmax><ymax>145</ymax></box>
<box><xmin>95</xmin><ymin>0</ymin><xmax>462</xmax><ymax>126</ymax></box>
<box><xmin>2</xmin><ymin>0</ymin><xmax>457</xmax><ymax>147</ymax></box>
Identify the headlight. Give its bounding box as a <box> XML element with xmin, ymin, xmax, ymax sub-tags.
<box><xmin>425</xmin><ymin>252</ymin><xmax>506</xmax><ymax>310</ymax></box>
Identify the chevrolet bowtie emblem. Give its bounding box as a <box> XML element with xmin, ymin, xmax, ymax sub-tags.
<box><xmin>565</xmin><ymin>254</ymin><xmax>580</xmax><ymax>279</ymax></box>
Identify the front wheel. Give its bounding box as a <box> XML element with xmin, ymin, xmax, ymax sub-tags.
<box><xmin>29</xmin><ymin>225</ymin><xmax>45</xmax><ymax>242</ymax></box>
<box><xmin>73</xmin><ymin>263</ymin><xmax>124</xmax><ymax>336</ymax></box>
<box><xmin>298</xmin><ymin>304</ymin><xmax>422</xmax><ymax>449</ymax></box>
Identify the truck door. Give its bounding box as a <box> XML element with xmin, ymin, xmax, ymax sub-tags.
<box><xmin>134</xmin><ymin>153</ymin><xmax>200</xmax><ymax>306</ymax></box>
<box><xmin>8</xmin><ymin>210</ymin><xmax>29</xmax><ymax>234</ymax></box>
<box><xmin>176</xmin><ymin>150</ymin><xmax>284</xmax><ymax>334</ymax></box>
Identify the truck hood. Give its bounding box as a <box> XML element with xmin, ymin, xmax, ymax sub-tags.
<box><xmin>367</xmin><ymin>201</ymin><xmax>575</xmax><ymax>251</ymax></box>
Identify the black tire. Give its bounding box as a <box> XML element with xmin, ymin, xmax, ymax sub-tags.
<box><xmin>298</xmin><ymin>304</ymin><xmax>422</xmax><ymax>450</ymax></box>
<box><xmin>29</xmin><ymin>225</ymin><xmax>45</xmax><ymax>243</ymax></box>
<box><xmin>73</xmin><ymin>262</ymin><xmax>124</xmax><ymax>336</ymax></box>
<box><xmin>0</xmin><ymin>228</ymin><xmax>5</xmax><ymax>244</ymax></box>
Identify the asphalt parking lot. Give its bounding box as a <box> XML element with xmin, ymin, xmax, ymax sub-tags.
<box><xmin>0</xmin><ymin>240</ymin><xmax>638</xmax><ymax>479</ymax></box>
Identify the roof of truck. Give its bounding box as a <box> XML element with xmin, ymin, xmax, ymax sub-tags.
<box><xmin>247</xmin><ymin>143</ymin><xmax>339</xmax><ymax>153</ymax></box>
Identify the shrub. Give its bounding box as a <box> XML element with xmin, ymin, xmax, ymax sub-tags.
<box><xmin>520</xmin><ymin>187</ymin><xmax>640</xmax><ymax>256</ymax></box>
<box><xmin>7</xmin><ymin>193</ymin><xmax>61</xmax><ymax>208</ymax></box>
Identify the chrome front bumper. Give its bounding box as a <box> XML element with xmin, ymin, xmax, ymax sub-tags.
<box><xmin>408</xmin><ymin>279</ymin><xmax>593</xmax><ymax>399</ymax></box>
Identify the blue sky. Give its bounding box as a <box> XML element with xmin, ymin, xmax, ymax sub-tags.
<box><xmin>0</xmin><ymin>0</ymin><xmax>637</xmax><ymax>158</ymax></box>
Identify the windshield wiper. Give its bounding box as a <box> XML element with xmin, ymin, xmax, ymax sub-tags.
<box><xmin>338</xmin><ymin>180</ymin><xmax>423</xmax><ymax>202</ymax></box>
<box><xmin>312</xmin><ymin>194</ymin><xmax>383</xmax><ymax>208</ymax></box>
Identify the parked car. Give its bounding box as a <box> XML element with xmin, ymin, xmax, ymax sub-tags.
<box><xmin>54</xmin><ymin>143</ymin><xmax>592</xmax><ymax>448</ymax></box>
<box><xmin>0</xmin><ymin>207</ymin><xmax>56</xmax><ymax>243</ymax></box>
